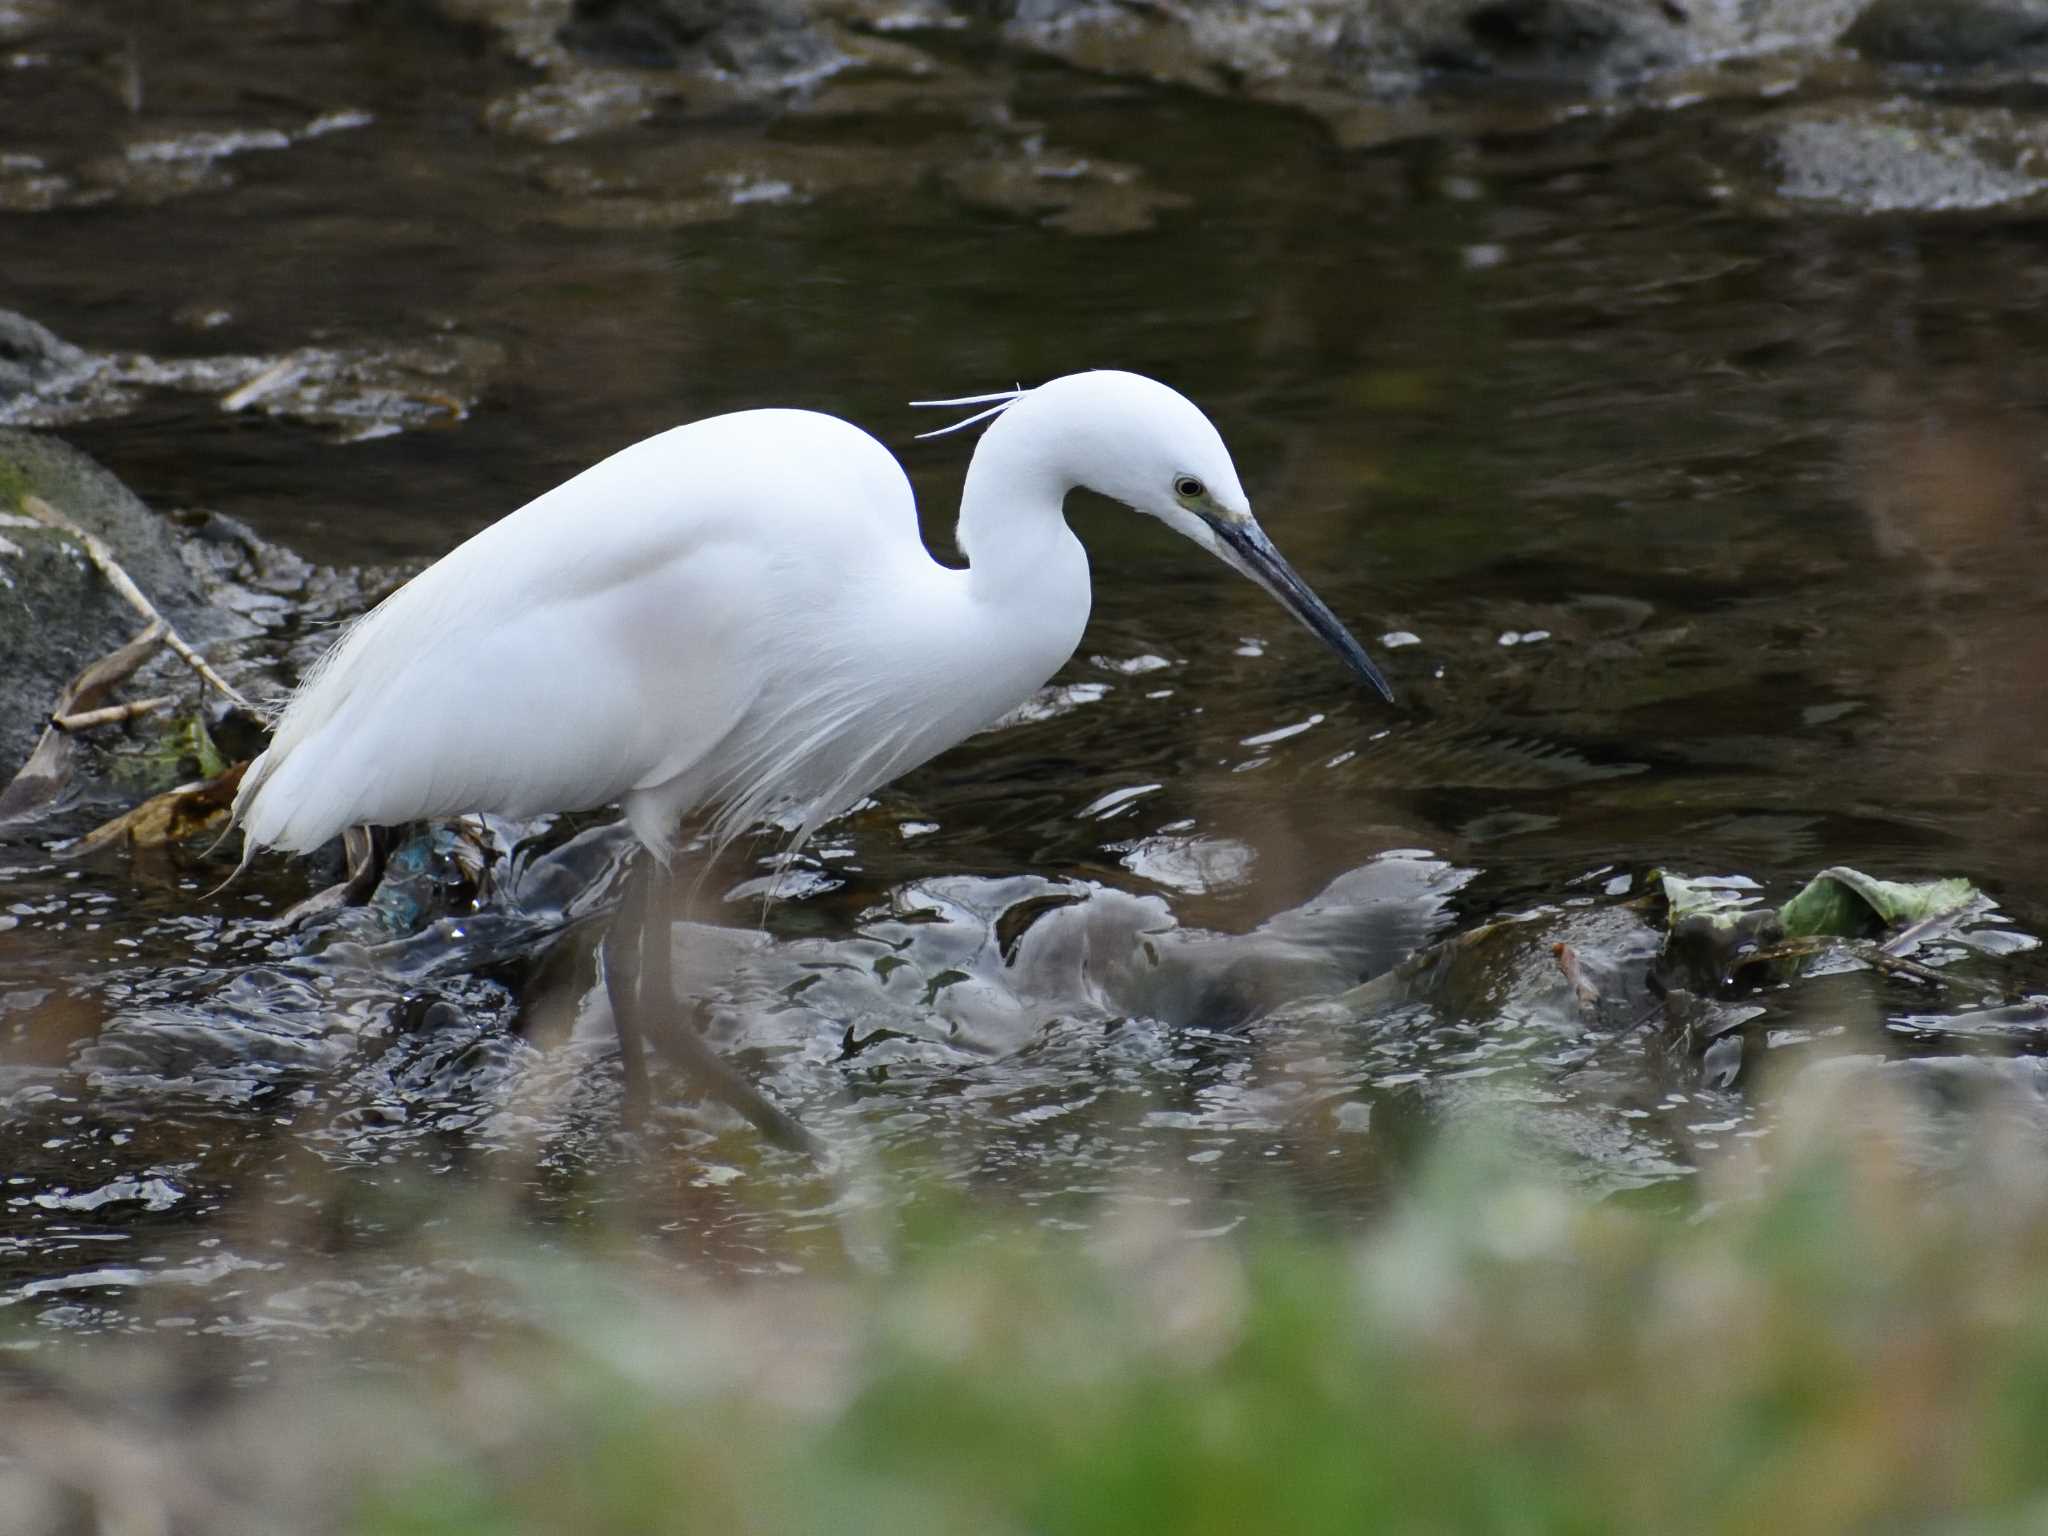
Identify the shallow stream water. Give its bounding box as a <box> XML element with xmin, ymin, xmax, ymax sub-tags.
<box><xmin>4</xmin><ymin>1</ymin><xmax>2048</xmax><ymax>1361</ymax></box>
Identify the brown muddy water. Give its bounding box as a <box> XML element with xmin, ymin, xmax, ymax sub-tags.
<box><xmin>3</xmin><ymin>2</ymin><xmax>2048</xmax><ymax>1364</ymax></box>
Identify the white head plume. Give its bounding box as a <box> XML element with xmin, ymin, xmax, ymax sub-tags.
<box><xmin>909</xmin><ymin>386</ymin><xmax>1025</xmax><ymax>439</ymax></box>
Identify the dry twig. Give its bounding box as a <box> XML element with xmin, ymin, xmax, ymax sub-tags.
<box><xmin>0</xmin><ymin>622</ymin><xmax>166</xmax><ymax>823</ymax></box>
<box><xmin>219</xmin><ymin>356</ymin><xmax>304</xmax><ymax>413</ymax></box>
<box><xmin>52</xmin><ymin>694</ymin><xmax>176</xmax><ymax>732</ymax></box>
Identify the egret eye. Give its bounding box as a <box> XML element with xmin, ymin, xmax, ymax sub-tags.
<box><xmin>1174</xmin><ymin>475</ymin><xmax>1205</xmax><ymax>500</ymax></box>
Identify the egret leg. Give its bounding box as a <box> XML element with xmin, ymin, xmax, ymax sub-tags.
<box><xmin>273</xmin><ymin>824</ymin><xmax>391</xmax><ymax>931</ymax></box>
<box><xmin>604</xmin><ymin>851</ymin><xmax>818</xmax><ymax>1156</ymax></box>
<box><xmin>601</xmin><ymin>857</ymin><xmax>656</xmax><ymax>1118</ymax></box>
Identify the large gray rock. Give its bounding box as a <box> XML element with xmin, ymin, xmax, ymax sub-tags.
<box><xmin>0</xmin><ymin>429</ymin><xmax>226</xmax><ymax>777</ymax></box>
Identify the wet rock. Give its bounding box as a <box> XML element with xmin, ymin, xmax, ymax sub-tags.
<box><xmin>560</xmin><ymin>0</ymin><xmax>843</xmax><ymax>82</ymax></box>
<box><xmin>519</xmin><ymin>118</ymin><xmax>1185</xmax><ymax>234</ymax></box>
<box><xmin>0</xmin><ymin>312</ymin><xmax>94</xmax><ymax>406</ymax></box>
<box><xmin>460</xmin><ymin>0</ymin><xmax>1879</xmax><ymax>158</ymax></box>
<box><xmin>0</xmin><ymin>429</ymin><xmax>231</xmax><ymax>776</ymax></box>
<box><xmin>1370</xmin><ymin>0</ymin><xmax>1687</xmax><ymax>82</ymax></box>
<box><xmin>454</xmin><ymin>0</ymin><xmax>1876</xmax><ymax>152</ymax></box>
<box><xmin>194</xmin><ymin>336</ymin><xmax>507</xmax><ymax>443</ymax></box>
<box><xmin>12</xmin><ymin>112</ymin><xmax>376</xmax><ymax>213</ymax></box>
<box><xmin>0</xmin><ymin>313</ymin><xmax>505</xmax><ymax>445</ymax></box>
<box><xmin>1844</xmin><ymin>0</ymin><xmax>2048</xmax><ymax>64</ymax></box>
<box><xmin>467</xmin><ymin>0</ymin><xmax>955</xmax><ymax>141</ymax></box>
<box><xmin>943</xmin><ymin>144</ymin><xmax>1191</xmax><ymax>234</ymax></box>
<box><xmin>998</xmin><ymin>0</ymin><xmax>1864</xmax><ymax>107</ymax></box>
<box><xmin>1744</xmin><ymin>101</ymin><xmax>2048</xmax><ymax>214</ymax></box>
<box><xmin>0</xmin><ymin>151</ymin><xmax>71</xmax><ymax>213</ymax></box>
<box><xmin>483</xmin><ymin>72</ymin><xmax>669</xmax><ymax>141</ymax></box>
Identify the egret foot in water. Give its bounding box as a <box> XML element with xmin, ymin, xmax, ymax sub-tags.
<box><xmin>272</xmin><ymin>824</ymin><xmax>390</xmax><ymax>931</ymax></box>
<box><xmin>601</xmin><ymin>851</ymin><xmax>817</xmax><ymax>1153</ymax></box>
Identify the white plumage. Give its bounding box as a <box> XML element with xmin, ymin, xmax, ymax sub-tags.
<box><xmin>234</xmin><ymin>369</ymin><xmax>1390</xmax><ymax>867</ymax></box>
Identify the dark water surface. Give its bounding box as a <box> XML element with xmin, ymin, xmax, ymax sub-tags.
<box><xmin>3</xmin><ymin>2</ymin><xmax>2047</xmax><ymax>1356</ymax></box>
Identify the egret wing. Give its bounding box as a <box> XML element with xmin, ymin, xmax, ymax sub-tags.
<box><xmin>237</xmin><ymin>409</ymin><xmax>918</xmax><ymax>852</ymax></box>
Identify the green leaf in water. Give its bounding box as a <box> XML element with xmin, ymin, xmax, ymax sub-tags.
<box><xmin>109</xmin><ymin>712</ymin><xmax>230</xmax><ymax>793</ymax></box>
<box><xmin>1653</xmin><ymin>870</ymin><xmax>1761</xmax><ymax>931</ymax></box>
<box><xmin>1776</xmin><ymin>867</ymin><xmax>1979</xmax><ymax>940</ymax></box>
<box><xmin>0</xmin><ymin>454</ymin><xmax>29</xmax><ymax>513</ymax></box>
<box><xmin>182</xmin><ymin>713</ymin><xmax>228</xmax><ymax>782</ymax></box>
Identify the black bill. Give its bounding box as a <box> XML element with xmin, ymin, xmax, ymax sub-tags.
<box><xmin>1209</xmin><ymin>517</ymin><xmax>1395</xmax><ymax>704</ymax></box>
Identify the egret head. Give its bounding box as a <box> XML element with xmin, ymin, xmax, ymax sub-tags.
<box><xmin>923</xmin><ymin>370</ymin><xmax>1395</xmax><ymax>703</ymax></box>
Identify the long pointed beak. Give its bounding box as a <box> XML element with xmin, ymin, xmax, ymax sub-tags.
<box><xmin>1207</xmin><ymin>516</ymin><xmax>1395</xmax><ymax>704</ymax></box>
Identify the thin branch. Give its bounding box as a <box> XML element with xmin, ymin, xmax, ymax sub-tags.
<box><xmin>52</xmin><ymin>694</ymin><xmax>176</xmax><ymax>732</ymax></box>
<box><xmin>219</xmin><ymin>356</ymin><xmax>304</xmax><ymax>413</ymax></box>
<box><xmin>1744</xmin><ymin>934</ymin><xmax>1997</xmax><ymax>997</ymax></box>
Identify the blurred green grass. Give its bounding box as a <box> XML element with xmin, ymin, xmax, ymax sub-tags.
<box><xmin>345</xmin><ymin>1069</ymin><xmax>2048</xmax><ymax>1536</ymax></box>
<box><xmin>13</xmin><ymin>1061</ymin><xmax>2048</xmax><ymax>1535</ymax></box>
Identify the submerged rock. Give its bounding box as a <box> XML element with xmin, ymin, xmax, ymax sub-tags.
<box><xmin>1845</xmin><ymin>0</ymin><xmax>2048</xmax><ymax>64</ymax></box>
<box><xmin>0</xmin><ymin>311</ymin><xmax>94</xmax><ymax>406</ymax></box>
<box><xmin>1355</xmin><ymin>0</ymin><xmax>1821</xmax><ymax>84</ymax></box>
<box><xmin>561</xmin><ymin>0</ymin><xmax>843</xmax><ymax>79</ymax></box>
<box><xmin>0</xmin><ymin>306</ymin><xmax>504</xmax><ymax>445</ymax></box>
<box><xmin>7</xmin><ymin>109</ymin><xmax>374</xmax><ymax>214</ymax></box>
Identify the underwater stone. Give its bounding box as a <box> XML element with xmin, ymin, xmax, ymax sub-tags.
<box><xmin>1845</xmin><ymin>0</ymin><xmax>2048</xmax><ymax>63</ymax></box>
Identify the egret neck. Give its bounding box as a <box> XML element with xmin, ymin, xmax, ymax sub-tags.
<box><xmin>955</xmin><ymin>397</ymin><xmax>1093</xmax><ymax>653</ymax></box>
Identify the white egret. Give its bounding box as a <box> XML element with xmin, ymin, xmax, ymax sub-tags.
<box><xmin>233</xmin><ymin>369</ymin><xmax>1392</xmax><ymax>1140</ymax></box>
